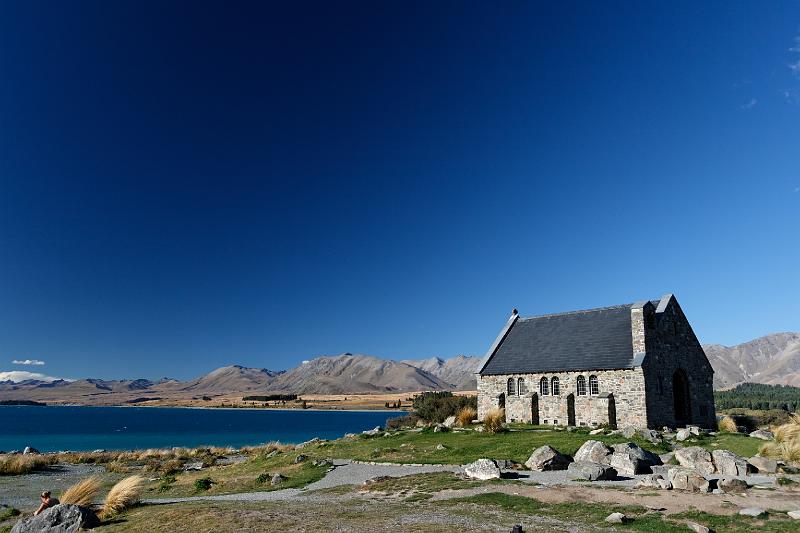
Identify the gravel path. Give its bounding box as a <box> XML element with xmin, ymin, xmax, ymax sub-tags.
<box><xmin>0</xmin><ymin>464</ymin><xmax>107</xmax><ymax>510</ymax></box>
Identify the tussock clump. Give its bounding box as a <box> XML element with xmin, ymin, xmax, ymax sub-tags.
<box><xmin>759</xmin><ymin>413</ymin><xmax>800</xmax><ymax>464</ymax></box>
<box><xmin>717</xmin><ymin>415</ymin><xmax>738</xmax><ymax>433</ymax></box>
<box><xmin>483</xmin><ymin>408</ymin><xmax>506</xmax><ymax>434</ymax></box>
<box><xmin>0</xmin><ymin>454</ymin><xmax>57</xmax><ymax>475</ymax></box>
<box><xmin>99</xmin><ymin>475</ymin><xmax>145</xmax><ymax>519</ymax></box>
<box><xmin>456</xmin><ymin>406</ymin><xmax>477</xmax><ymax>428</ymax></box>
<box><xmin>60</xmin><ymin>476</ymin><xmax>103</xmax><ymax>507</ymax></box>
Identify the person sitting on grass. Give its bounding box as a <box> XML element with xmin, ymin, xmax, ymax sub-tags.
<box><xmin>34</xmin><ymin>491</ymin><xmax>59</xmax><ymax>515</ymax></box>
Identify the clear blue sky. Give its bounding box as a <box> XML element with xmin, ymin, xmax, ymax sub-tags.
<box><xmin>1</xmin><ymin>1</ymin><xmax>798</xmax><ymax>381</ymax></box>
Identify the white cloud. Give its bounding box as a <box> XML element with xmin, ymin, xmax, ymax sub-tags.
<box><xmin>12</xmin><ymin>359</ymin><xmax>45</xmax><ymax>366</ymax></box>
<box><xmin>741</xmin><ymin>98</ymin><xmax>758</xmax><ymax>110</ymax></box>
<box><xmin>0</xmin><ymin>371</ymin><xmax>66</xmax><ymax>383</ymax></box>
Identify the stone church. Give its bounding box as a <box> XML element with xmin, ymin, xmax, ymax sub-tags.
<box><xmin>476</xmin><ymin>294</ymin><xmax>716</xmax><ymax>429</ymax></box>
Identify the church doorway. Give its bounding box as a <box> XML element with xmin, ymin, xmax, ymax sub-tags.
<box><xmin>566</xmin><ymin>393</ymin><xmax>575</xmax><ymax>426</ymax></box>
<box><xmin>530</xmin><ymin>394</ymin><xmax>540</xmax><ymax>425</ymax></box>
<box><xmin>673</xmin><ymin>369</ymin><xmax>692</xmax><ymax>427</ymax></box>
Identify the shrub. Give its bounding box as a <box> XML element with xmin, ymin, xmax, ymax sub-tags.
<box><xmin>100</xmin><ymin>475</ymin><xmax>145</xmax><ymax>519</ymax></box>
<box><xmin>412</xmin><ymin>392</ymin><xmax>478</xmax><ymax>423</ymax></box>
<box><xmin>0</xmin><ymin>506</ymin><xmax>19</xmax><ymax>520</ymax></box>
<box><xmin>483</xmin><ymin>408</ymin><xmax>506</xmax><ymax>434</ymax></box>
<box><xmin>256</xmin><ymin>473</ymin><xmax>270</xmax><ymax>484</ymax></box>
<box><xmin>157</xmin><ymin>475</ymin><xmax>176</xmax><ymax>492</ymax></box>
<box><xmin>717</xmin><ymin>415</ymin><xmax>738</xmax><ymax>433</ymax></box>
<box><xmin>386</xmin><ymin>414</ymin><xmax>420</xmax><ymax>430</ymax></box>
<box><xmin>194</xmin><ymin>477</ymin><xmax>214</xmax><ymax>491</ymax></box>
<box><xmin>61</xmin><ymin>476</ymin><xmax>103</xmax><ymax>507</ymax></box>
<box><xmin>456</xmin><ymin>406</ymin><xmax>477</xmax><ymax>427</ymax></box>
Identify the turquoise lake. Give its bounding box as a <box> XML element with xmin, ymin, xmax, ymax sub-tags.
<box><xmin>0</xmin><ymin>406</ymin><xmax>404</xmax><ymax>452</ymax></box>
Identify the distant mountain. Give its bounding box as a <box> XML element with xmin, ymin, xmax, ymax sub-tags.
<box><xmin>703</xmin><ymin>332</ymin><xmax>800</xmax><ymax>389</ymax></box>
<box><xmin>265</xmin><ymin>354</ymin><xmax>452</xmax><ymax>394</ymax></box>
<box><xmin>179</xmin><ymin>365</ymin><xmax>281</xmax><ymax>393</ymax></box>
<box><xmin>402</xmin><ymin>355</ymin><xmax>480</xmax><ymax>390</ymax></box>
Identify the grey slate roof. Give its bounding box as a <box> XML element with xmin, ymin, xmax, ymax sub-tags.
<box><xmin>479</xmin><ymin>300</ymin><xmax>660</xmax><ymax>375</ymax></box>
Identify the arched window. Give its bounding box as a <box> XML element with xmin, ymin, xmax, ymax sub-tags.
<box><xmin>551</xmin><ymin>377</ymin><xmax>560</xmax><ymax>395</ymax></box>
<box><xmin>517</xmin><ymin>377</ymin><xmax>526</xmax><ymax>395</ymax></box>
<box><xmin>507</xmin><ymin>378</ymin><xmax>516</xmax><ymax>396</ymax></box>
<box><xmin>576</xmin><ymin>375</ymin><xmax>586</xmax><ymax>396</ymax></box>
<box><xmin>539</xmin><ymin>377</ymin><xmax>549</xmax><ymax>395</ymax></box>
<box><xmin>589</xmin><ymin>375</ymin><xmax>599</xmax><ymax>395</ymax></box>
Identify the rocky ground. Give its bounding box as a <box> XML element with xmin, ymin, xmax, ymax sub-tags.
<box><xmin>3</xmin><ymin>423</ymin><xmax>800</xmax><ymax>532</ymax></box>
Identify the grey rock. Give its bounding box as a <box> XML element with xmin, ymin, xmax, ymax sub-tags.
<box><xmin>667</xmin><ymin>467</ymin><xmax>710</xmax><ymax>492</ymax></box>
<box><xmin>675</xmin><ymin>447</ymin><xmax>715</xmax><ymax>475</ymax></box>
<box><xmin>638</xmin><ymin>428</ymin><xmax>661</xmax><ymax>443</ymax></box>
<box><xmin>183</xmin><ymin>461</ymin><xmax>203</xmax><ymax>471</ymax></box>
<box><xmin>687</xmin><ymin>522</ymin><xmax>710</xmax><ymax>533</ymax></box>
<box><xmin>610</xmin><ymin>451</ymin><xmax>642</xmax><ymax>476</ymax></box>
<box><xmin>787</xmin><ymin>510</ymin><xmax>800</xmax><ymax>519</ymax></box>
<box><xmin>295</xmin><ymin>437</ymin><xmax>323</xmax><ymax>449</ymax></box>
<box><xmin>747</xmin><ymin>456</ymin><xmax>778</xmax><ymax>473</ymax></box>
<box><xmin>588</xmin><ymin>428</ymin><xmax>605</xmax><ymax>435</ymax></box>
<box><xmin>676</xmin><ymin>428</ymin><xmax>692</xmax><ymax>441</ymax></box>
<box><xmin>712</xmin><ymin>449</ymin><xmax>749</xmax><ymax>476</ymax></box>
<box><xmin>525</xmin><ymin>445</ymin><xmax>571</xmax><ymax>471</ymax></box>
<box><xmin>573</xmin><ymin>440</ymin><xmax>612</xmax><ymax>464</ymax></box>
<box><xmin>738</xmin><ymin>507</ymin><xmax>765</xmax><ymax>518</ymax></box>
<box><xmin>22</xmin><ymin>446</ymin><xmax>39</xmax><ymax>455</ymax></box>
<box><xmin>433</xmin><ymin>423</ymin><xmax>448</xmax><ymax>433</ymax></box>
<box><xmin>748</xmin><ymin>429</ymin><xmax>773</xmax><ymax>441</ymax></box>
<box><xmin>270</xmin><ymin>473</ymin><xmax>286</xmax><ymax>486</ymax></box>
<box><xmin>566</xmin><ymin>461</ymin><xmax>617</xmax><ymax>481</ymax></box>
<box><xmin>11</xmin><ymin>504</ymin><xmax>99</xmax><ymax>533</ymax></box>
<box><xmin>718</xmin><ymin>477</ymin><xmax>748</xmax><ymax>493</ymax></box>
<box><xmin>266</xmin><ymin>449</ymin><xmax>281</xmax><ymax>458</ymax></box>
<box><xmin>435</xmin><ymin>443</ymin><xmax>446</xmax><ymax>450</ymax></box>
<box><xmin>634</xmin><ymin>473</ymin><xmax>665</xmax><ymax>488</ymax></box>
<box><xmin>442</xmin><ymin>415</ymin><xmax>457</xmax><ymax>428</ymax></box>
<box><xmin>464</xmin><ymin>458</ymin><xmax>501</xmax><ymax>480</ymax></box>
<box><xmin>657</xmin><ymin>478</ymin><xmax>673</xmax><ymax>490</ymax></box>
<box><xmin>620</xmin><ymin>426</ymin><xmax>637</xmax><ymax>438</ymax></box>
<box><xmin>362</xmin><ymin>426</ymin><xmax>382</xmax><ymax>436</ymax></box>
<box><xmin>605</xmin><ymin>512</ymin><xmax>626</xmax><ymax>523</ymax></box>
<box><xmin>659</xmin><ymin>452</ymin><xmax>675</xmax><ymax>464</ymax></box>
<box><xmin>687</xmin><ymin>425</ymin><xmax>701</xmax><ymax>436</ymax></box>
<box><xmin>294</xmin><ymin>454</ymin><xmax>308</xmax><ymax>464</ymax></box>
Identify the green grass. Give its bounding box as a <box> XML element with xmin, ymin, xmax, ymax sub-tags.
<box><xmin>684</xmin><ymin>432</ymin><xmax>762</xmax><ymax>458</ymax></box>
<box><xmin>317</xmin><ymin>426</ymin><xmax>669</xmax><ymax>465</ymax></box>
<box><xmin>448</xmin><ymin>493</ymin><xmax>799</xmax><ymax>532</ymax></box>
<box><xmin>446</xmin><ymin>492</ymin><xmax>687</xmax><ymax>532</ymax></box>
<box><xmin>671</xmin><ymin>508</ymin><xmax>797</xmax><ymax>532</ymax></box>
<box><xmin>0</xmin><ymin>507</ymin><xmax>19</xmax><ymax>521</ymax></box>
<box><xmin>776</xmin><ymin>476</ymin><xmax>798</xmax><ymax>486</ymax></box>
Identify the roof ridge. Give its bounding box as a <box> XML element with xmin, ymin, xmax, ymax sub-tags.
<box><xmin>518</xmin><ymin>303</ymin><xmax>634</xmax><ymax>321</ymax></box>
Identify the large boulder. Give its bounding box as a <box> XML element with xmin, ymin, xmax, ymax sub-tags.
<box><xmin>675</xmin><ymin>428</ymin><xmax>692</xmax><ymax>441</ymax></box>
<box><xmin>711</xmin><ymin>450</ymin><xmax>749</xmax><ymax>476</ymax></box>
<box><xmin>749</xmin><ymin>429</ymin><xmax>774</xmax><ymax>441</ymax></box>
<box><xmin>566</xmin><ymin>461</ymin><xmax>617</xmax><ymax>481</ymax></box>
<box><xmin>747</xmin><ymin>456</ymin><xmax>778</xmax><ymax>474</ymax></box>
<box><xmin>667</xmin><ymin>467</ymin><xmax>710</xmax><ymax>492</ymax></box>
<box><xmin>638</xmin><ymin>428</ymin><xmax>661</xmax><ymax>443</ymax></box>
<box><xmin>573</xmin><ymin>440</ymin><xmax>612</xmax><ymax>464</ymax></box>
<box><xmin>525</xmin><ymin>445</ymin><xmax>570</xmax><ymax>471</ymax></box>
<box><xmin>442</xmin><ymin>415</ymin><xmax>457</xmax><ymax>428</ymax></box>
<box><xmin>634</xmin><ymin>473</ymin><xmax>671</xmax><ymax>489</ymax></box>
<box><xmin>464</xmin><ymin>459</ymin><xmax>501</xmax><ymax>480</ymax></box>
<box><xmin>11</xmin><ymin>504</ymin><xmax>99</xmax><ymax>533</ymax></box>
<box><xmin>611</xmin><ymin>443</ymin><xmax>661</xmax><ymax>474</ymax></box>
<box><xmin>674</xmin><ymin>446</ymin><xmax>715</xmax><ymax>475</ymax></box>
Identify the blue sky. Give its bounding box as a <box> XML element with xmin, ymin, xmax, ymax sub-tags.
<box><xmin>1</xmin><ymin>1</ymin><xmax>798</xmax><ymax>381</ymax></box>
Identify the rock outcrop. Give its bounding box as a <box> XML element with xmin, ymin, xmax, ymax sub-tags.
<box><xmin>573</xmin><ymin>440</ymin><xmax>612</xmax><ymax>464</ymax></box>
<box><xmin>566</xmin><ymin>461</ymin><xmax>617</xmax><ymax>481</ymax></box>
<box><xmin>11</xmin><ymin>504</ymin><xmax>99</xmax><ymax>533</ymax></box>
<box><xmin>674</xmin><ymin>447</ymin><xmax>715</xmax><ymax>475</ymax></box>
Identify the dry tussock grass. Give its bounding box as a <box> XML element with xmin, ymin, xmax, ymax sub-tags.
<box><xmin>717</xmin><ymin>415</ymin><xmax>738</xmax><ymax>433</ymax></box>
<box><xmin>483</xmin><ymin>408</ymin><xmax>505</xmax><ymax>434</ymax></box>
<box><xmin>760</xmin><ymin>413</ymin><xmax>800</xmax><ymax>463</ymax></box>
<box><xmin>0</xmin><ymin>454</ymin><xmax>57</xmax><ymax>475</ymax></box>
<box><xmin>456</xmin><ymin>406</ymin><xmax>477</xmax><ymax>427</ymax></box>
<box><xmin>60</xmin><ymin>476</ymin><xmax>102</xmax><ymax>506</ymax></box>
<box><xmin>100</xmin><ymin>475</ymin><xmax>145</xmax><ymax>519</ymax></box>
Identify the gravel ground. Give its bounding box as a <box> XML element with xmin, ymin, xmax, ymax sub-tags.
<box><xmin>0</xmin><ymin>464</ymin><xmax>107</xmax><ymax>509</ymax></box>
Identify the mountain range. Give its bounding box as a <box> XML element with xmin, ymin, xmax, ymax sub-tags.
<box><xmin>1</xmin><ymin>332</ymin><xmax>798</xmax><ymax>405</ymax></box>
